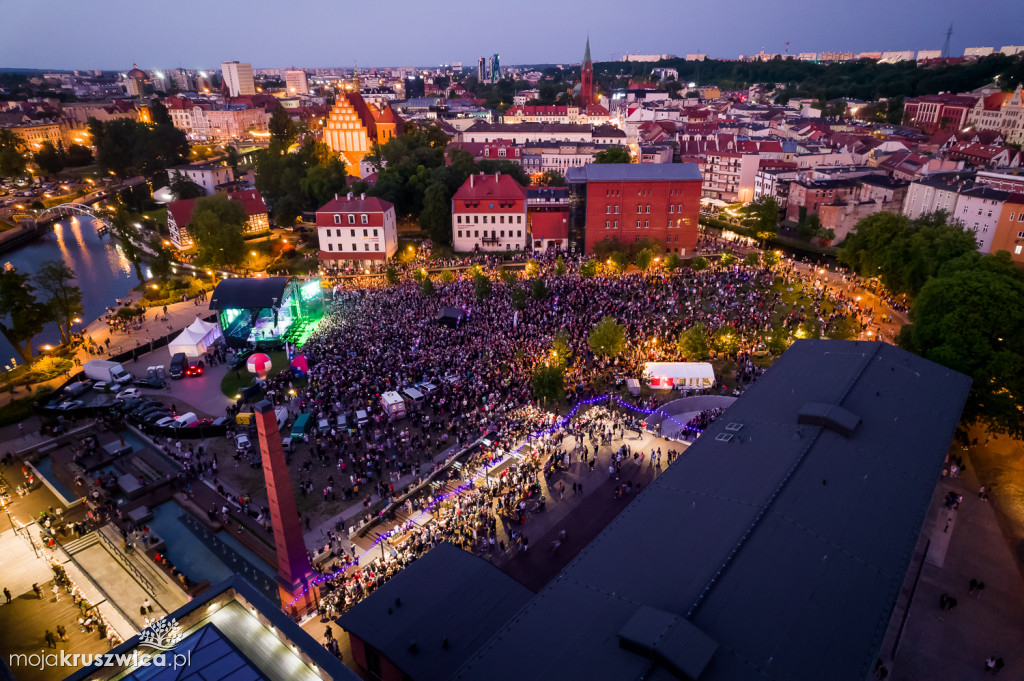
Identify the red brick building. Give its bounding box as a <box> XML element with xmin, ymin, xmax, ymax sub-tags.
<box><xmin>902</xmin><ymin>94</ymin><xmax>977</xmax><ymax>134</ymax></box>
<box><xmin>451</xmin><ymin>172</ymin><xmax>529</xmax><ymax>252</ymax></box>
<box><xmin>316</xmin><ymin>193</ymin><xmax>398</xmax><ymax>268</ymax></box>
<box><xmin>565</xmin><ymin>164</ymin><xmax>702</xmax><ymax>254</ymax></box>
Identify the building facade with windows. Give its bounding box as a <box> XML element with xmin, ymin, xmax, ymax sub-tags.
<box><xmin>221</xmin><ymin>61</ymin><xmax>255</xmax><ymax>97</ymax></box>
<box><xmin>451</xmin><ymin>172</ymin><xmax>528</xmax><ymax>252</ymax></box>
<box><xmin>954</xmin><ymin>185</ymin><xmax>1010</xmax><ymax>253</ymax></box>
<box><xmin>316</xmin><ymin>194</ymin><xmax>398</xmax><ymax>268</ymax></box>
<box><xmin>166</xmin><ymin>190</ymin><xmax>269</xmax><ymax>249</ymax></box>
<box><xmin>990</xmin><ymin>193</ymin><xmax>1024</xmax><ymax>265</ymax></box>
<box><xmin>566</xmin><ymin>163</ymin><xmax>702</xmax><ymax>255</ymax></box>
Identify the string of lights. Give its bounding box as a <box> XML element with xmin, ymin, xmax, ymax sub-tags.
<box><xmin>285</xmin><ymin>392</ymin><xmax>705</xmax><ymax>611</ymax></box>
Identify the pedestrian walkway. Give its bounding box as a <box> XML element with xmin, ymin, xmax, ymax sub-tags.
<box><xmin>885</xmin><ymin>463</ymin><xmax>1024</xmax><ymax>680</ymax></box>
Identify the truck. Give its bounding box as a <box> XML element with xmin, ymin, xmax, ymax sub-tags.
<box><xmin>84</xmin><ymin>359</ymin><xmax>132</xmax><ymax>385</ymax></box>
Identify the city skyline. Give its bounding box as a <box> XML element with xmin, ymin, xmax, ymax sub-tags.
<box><xmin>1</xmin><ymin>0</ymin><xmax>1021</xmax><ymax>71</ymax></box>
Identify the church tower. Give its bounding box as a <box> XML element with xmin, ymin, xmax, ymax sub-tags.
<box><xmin>580</xmin><ymin>37</ymin><xmax>594</xmax><ymax>107</ymax></box>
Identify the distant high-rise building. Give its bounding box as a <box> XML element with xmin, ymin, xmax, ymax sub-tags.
<box><xmin>285</xmin><ymin>69</ymin><xmax>308</xmax><ymax>95</ymax></box>
<box><xmin>490</xmin><ymin>54</ymin><xmax>501</xmax><ymax>83</ymax></box>
<box><xmin>171</xmin><ymin>68</ymin><xmax>194</xmax><ymax>92</ymax></box>
<box><xmin>478</xmin><ymin>57</ymin><xmax>487</xmax><ymax>82</ymax></box>
<box><xmin>221</xmin><ymin>61</ymin><xmax>255</xmax><ymax>97</ymax></box>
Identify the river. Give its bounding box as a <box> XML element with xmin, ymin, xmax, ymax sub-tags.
<box><xmin>0</xmin><ymin>216</ymin><xmax>150</xmax><ymax>367</ymax></box>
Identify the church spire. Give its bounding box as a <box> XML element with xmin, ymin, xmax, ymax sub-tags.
<box><xmin>584</xmin><ymin>36</ymin><xmax>591</xmax><ymax>65</ymax></box>
<box><xmin>352</xmin><ymin>62</ymin><xmax>360</xmax><ymax>93</ymax></box>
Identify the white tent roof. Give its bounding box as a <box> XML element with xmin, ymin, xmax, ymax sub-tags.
<box><xmin>187</xmin><ymin>317</ymin><xmax>219</xmax><ymax>335</ymax></box>
<box><xmin>169</xmin><ymin>326</ymin><xmax>210</xmax><ymax>357</ymax></box>
<box><xmin>643</xmin><ymin>362</ymin><xmax>716</xmax><ymax>380</ymax></box>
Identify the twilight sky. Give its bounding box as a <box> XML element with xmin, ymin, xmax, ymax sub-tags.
<box><xmin>1</xmin><ymin>0</ymin><xmax>1020</xmax><ymax>71</ymax></box>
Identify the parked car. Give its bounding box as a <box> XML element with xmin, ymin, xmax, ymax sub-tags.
<box><xmin>56</xmin><ymin>400</ymin><xmax>84</xmax><ymax>410</ymax></box>
<box><xmin>134</xmin><ymin>376</ymin><xmax>166</xmax><ymax>389</ymax></box>
<box><xmin>173</xmin><ymin>412</ymin><xmax>198</xmax><ymax>428</ymax></box>
<box><xmin>116</xmin><ymin>388</ymin><xmax>141</xmax><ymax>399</ymax></box>
<box><xmin>155</xmin><ymin>415</ymin><xmax>178</xmax><ymax>428</ymax></box>
<box><xmin>187</xmin><ymin>418</ymin><xmax>213</xmax><ymax>428</ymax></box>
<box><xmin>355</xmin><ymin>409</ymin><xmax>369</xmax><ymax>427</ymax></box>
<box><xmin>92</xmin><ymin>381</ymin><xmax>123</xmax><ymax>393</ymax></box>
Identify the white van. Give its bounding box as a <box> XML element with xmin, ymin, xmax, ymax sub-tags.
<box><xmin>401</xmin><ymin>387</ymin><xmax>425</xmax><ymax>406</ymax></box>
<box><xmin>174</xmin><ymin>412</ymin><xmax>198</xmax><ymax>428</ymax></box>
<box><xmin>380</xmin><ymin>391</ymin><xmax>407</xmax><ymax>419</ymax></box>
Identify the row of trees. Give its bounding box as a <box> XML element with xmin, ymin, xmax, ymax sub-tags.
<box><xmin>839</xmin><ymin>210</ymin><xmax>1024</xmax><ymax>438</ymax></box>
<box><xmin>0</xmin><ymin>130</ymin><xmax>92</xmax><ymax>180</ymax></box>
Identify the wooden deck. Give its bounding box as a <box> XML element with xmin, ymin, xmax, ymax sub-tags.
<box><xmin>0</xmin><ymin>584</ymin><xmax>113</xmax><ymax>681</ymax></box>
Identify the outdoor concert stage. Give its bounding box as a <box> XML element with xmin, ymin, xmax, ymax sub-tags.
<box><xmin>209</xmin><ymin>276</ymin><xmax>325</xmax><ymax>350</ymax></box>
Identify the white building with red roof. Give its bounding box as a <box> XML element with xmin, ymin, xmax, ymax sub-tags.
<box><xmin>315</xmin><ymin>193</ymin><xmax>397</xmax><ymax>268</ymax></box>
<box><xmin>503</xmin><ymin>104</ymin><xmax>610</xmax><ymax>126</ymax></box>
<box><xmin>451</xmin><ymin>172</ymin><xmax>528</xmax><ymax>252</ymax></box>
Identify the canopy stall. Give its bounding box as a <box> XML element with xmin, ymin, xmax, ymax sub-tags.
<box><xmin>643</xmin><ymin>362</ymin><xmax>716</xmax><ymax>390</ymax></box>
<box><xmin>168</xmin><ymin>317</ymin><xmax>222</xmax><ymax>358</ymax></box>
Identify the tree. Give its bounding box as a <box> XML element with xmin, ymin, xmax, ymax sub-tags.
<box><xmin>524</xmin><ymin>259</ymin><xmax>540</xmax><ymax>278</ymax></box>
<box><xmin>301</xmin><ymin>158</ymin><xmax>349</xmax><ymax>208</ymax></box>
<box><xmin>420</xmin><ymin>276</ymin><xmax>435</xmax><ymax>296</ymax></box>
<box><xmin>690</xmin><ymin>256</ymin><xmax>710</xmax><ymax>271</ymax></box>
<box><xmin>65</xmin><ymin>144</ymin><xmax>93</xmax><ymax>167</ymax></box>
<box><xmin>899</xmin><ymin>255</ymin><xmax>1024</xmax><ymax>438</ymax></box>
<box><xmin>712</xmin><ymin>326</ymin><xmax>740</xmax><ymax>357</ymax></box>
<box><xmin>0</xmin><ymin>268</ymin><xmax>51</xmax><ymax>361</ymax></box>
<box><xmin>743</xmin><ymin>252</ymin><xmax>761</xmax><ymax>268</ymax></box>
<box><xmin>537</xmin><ymin>170</ymin><xmax>567</xmax><ymax>187</ymax></box>
<box><xmin>34</xmin><ymin>261</ymin><xmax>82</xmax><ymax>345</ymax></box>
<box><xmin>763</xmin><ymin>250</ymin><xmax>781</xmax><ymax>268</ymax></box>
<box><xmin>634</xmin><ymin>247</ymin><xmax>654</xmax><ymax>271</ymax></box>
<box><xmin>477</xmin><ymin>159</ymin><xmax>530</xmax><ymax>186</ymax></box>
<box><xmin>551</xmin><ymin>331</ymin><xmax>571</xmax><ymax>368</ymax></box>
<box><xmin>607</xmin><ymin>251</ymin><xmax>628</xmax><ymax>274</ymax></box>
<box><xmin>531</xmin><ymin>277</ymin><xmax>548</xmax><ymax>301</ymax></box>
<box><xmin>839</xmin><ymin>211</ymin><xmax>978</xmax><ymax>297</ymax></box>
<box><xmin>662</xmin><ymin>253</ymin><xmax>681</xmax><ymax>271</ymax></box>
<box><xmin>593</xmin><ymin>146</ymin><xmax>632</xmax><ymax>164</ymax></box>
<box><xmin>719</xmin><ymin>252</ymin><xmax>737</xmax><ymax>267</ymax></box>
<box><xmin>510</xmin><ymin>286</ymin><xmax>527</xmax><ymax>310</ymax></box>
<box><xmin>554</xmin><ymin>256</ymin><xmax>567</xmax><ymax>276</ymax></box>
<box><xmin>91</xmin><ymin>117</ymin><xmax>189</xmax><ymax>179</ymax></box>
<box><xmin>499</xmin><ymin>267</ymin><xmax>517</xmax><ymax>286</ymax></box>
<box><xmin>385</xmin><ymin>266</ymin><xmax>400</xmax><ymax>285</ymax></box>
<box><xmin>0</xmin><ymin>128</ymin><xmax>28</xmax><ymax>179</ymax></box>
<box><xmin>419</xmin><ymin>181</ymin><xmax>451</xmax><ymax>245</ymax></box>
<box><xmin>738</xmin><ymin>197</ymin><xmax>779</xmax><ymax>235</ymax></box>
<box><xmin>677</xmin><ymin>323</ymin><xmax>711</xmax><ymax>361</ymax></box>
<box><xmin>579</xmin><ymin>259</ymin><xmax>598</xmax><ymax>277</ymax></box>
<box><xmin>473</xmin><ymin>273</ymin><xmax>493</xmax><ymax>300</ymax></box>
<box><xmin>588</xmin><ymin>316</ymin><xmax>626</xmax><ymax>358</ymax></box>
<box><xmin>108</xmin><ymin>208</ymin><xmax>146</xmax><ymax>283</ymax></box>
<box><xmin>532</xmin><ymin>361</ymin><xmax>564</xmax><ymax>405</ymax></box>
<box><xmin>766</xmin><ymin>327</ymin><xmax>791</xmax><ymax>356</ymax></box>
<box><xmin>190</xmin><ymin>195</ymin><xmax>247</xmax><ymax>266</ymax></box>
<box><xmin>169</xmin><ymin>173</ymin><xmax>206</xmax><ymax>200</ymax></box>
<box><xmin>34</xmin><ymin>141</ymin><xmax>65</xmax><ymax>177</ymax></box>
<box><xmin>148</xmin><ymin>236</ymin><xmax>174</xmax><ymax>280</ymax></box>
<box><xmin>438</xmin><ymin>270</ymin><xmax>455</xmax><ymax>284</ymax></box>
<box><xmin>225</xmin><ymin>146</ymin><xmax>240</xmax><ymax>175</ymax></box>
<box><xmin>268</xmin><ymin>106</ymin><xmax>298</xmax><ymax>150</ymax></box>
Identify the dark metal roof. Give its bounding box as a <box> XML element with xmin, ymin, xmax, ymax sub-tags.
<box><xmin>338</xmin><ymin>544</ymin><xmax>532</xmax><ymax>681</ymax></box>
<box><xmin>452</xmin><ymin>340</ymin><xmax>971</xmax><ymax>681</ymax></box>
<box><xmin>209</xmin><ymin>277</ymin><xmax>291</xmax><ymax>311</ymax></box>
<box><xmin>566</xmin><ymin>163</ymin><xmax>703</xmax><ymax>183</ymax></box>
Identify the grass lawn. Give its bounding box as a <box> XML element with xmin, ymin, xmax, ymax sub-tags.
<box><xmin>219</xmin><ymin>350</ymin><xmax>309</xmax><ymax>398</ymax></box>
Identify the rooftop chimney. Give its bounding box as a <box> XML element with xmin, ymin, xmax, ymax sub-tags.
<box><xmin>361</xmin><ymin>193</ymin><xmax>366</xmax><ymax>200</ymax></box>
<box><xmin>496</xmin><ymin>171</ymin><xmax>501</xmax><ymax>179</ymax></box>
<box><xmin>347</xmin><ymin>192</ymin><xmax>353</xmax><ymax>200</ymax></box>
<box><xmin>470</xmin><ymin>175</ymin><xmax>474</xmax><ymax>188</ymax></box>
